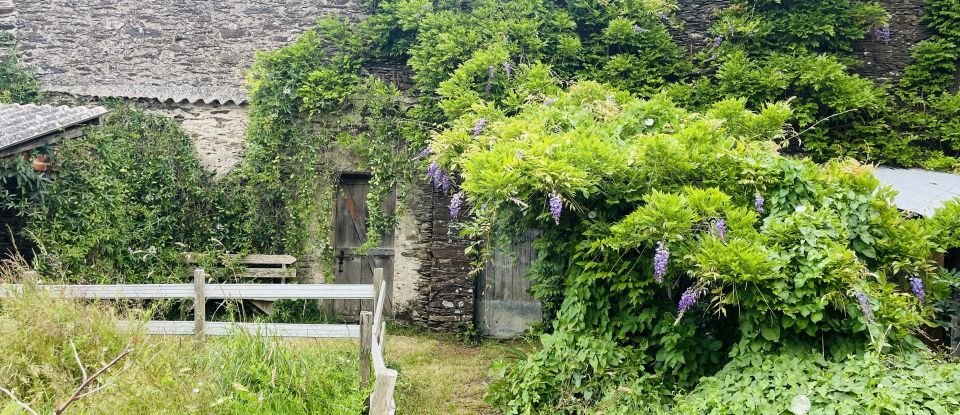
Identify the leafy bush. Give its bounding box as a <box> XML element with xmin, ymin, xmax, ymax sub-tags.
<box><xmin>0</xmin><ymin>49</ymin><xmax>41</xmax><ymax>104</ymax></box>
<box><xmin>25</xmin><ymin>107</ymin><xmax>245</xmax><ymax>282</ymax></box>
<box><xmin>670</xmin><ymin>350</ymin><xmax>960</xmax><ymax>415</ymax></box>
<box><xmin>426</xmin><ymin>82</ymin><xmax>945</xmax><ymax>413</ymax></box>
<box><xmin>899</xmin><ymin>39</ymin><xmax>959</xmax><ymax>98</ymax></box>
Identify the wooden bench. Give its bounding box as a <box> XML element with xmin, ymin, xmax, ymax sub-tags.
<box><xmin>183</xmin><ymin>253</ymin><xmax>297</xmax><ymax>282</ymax></box>
<box><xmin>184</xmin><ymin>253</ymin><xmax>298</xmax><ymax>312</ymax></box>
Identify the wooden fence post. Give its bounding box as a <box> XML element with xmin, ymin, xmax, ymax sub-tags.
<box><xmin>370</xmin><ymin>368</ymin><xmax>398</xmax><ymax>415</ymax></box>
<box><xmin>194</xmin><ymin>268</ymin><xmax>206</xmax><ymax>336</ymax></box>
<box><xmin>359</xmin><ymin>311</ymin><xmax>373</xmax><ymax>389</ymax></box>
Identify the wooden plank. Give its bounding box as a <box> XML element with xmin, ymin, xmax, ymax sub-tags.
<box><xmin>240</xmin><ymin>267</ymin><xmax>296</xmax><ymax>279</ymax></box>
<box><xmin>0</xmin><ymin>284</ymin><xmax>195</xmax><ymax>299</ymax></box>
<box><xmin>183</xmin><ymin>253</ymin><xmax>296</xmax><ymax>265</ymax></box>
<box><xmin>134</xmin><ymin>321</ymin><xmax>360</xmax><ymax>338</ymax></box>
<box><xmin>371</xmin><ymin>336</ymin><xmax>387</xmax><ymax>373</ymax></box>
<box><xmin>370</xmin><ymin>368</ymin><xmax>398</xmax><ymax>415</ymax></box>
<box><xmin>372</xmin><ymin>281</ymin><xmax>387</xmax><ymax>339</ymax></box>
<box><xmin>204</xmin><ymin>284</ymin><xmax>374</xmax><ymax>300</ymax></box>
<box><xmin>0</xmin><ymin>283</ymin><xmax>375</xmax><ymax>301</ymax></box>
<box><xmin>359</xmin><ymin>311</ymin><xmax>373</xmax><ymax>389</ymax></box>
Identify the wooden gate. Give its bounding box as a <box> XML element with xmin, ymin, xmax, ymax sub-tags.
<box><xmin>332</xmin><ymin>175</ymin><xmax>395</xmax><ymax>321</ymax></box>
<box><xmin>475</xmin><ymin>231</ymin><xmax>542</xmax><ymax>338</ymax></box>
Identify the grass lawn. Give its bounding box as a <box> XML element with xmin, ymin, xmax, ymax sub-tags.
<box><xmin>386</xmin><ymin>330</ymin><xmax>530</xmax><ymax>415</ymax></box>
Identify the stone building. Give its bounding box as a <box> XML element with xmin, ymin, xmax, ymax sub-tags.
<box><xmin>6</xmin><ymin>0</ymin><xmax>475</xmax><ymax>331</ymax></box>
<box><xmin>3</xmin><ymin>0</ymin><xmax>937</xmax><ymax>333</ymax></box>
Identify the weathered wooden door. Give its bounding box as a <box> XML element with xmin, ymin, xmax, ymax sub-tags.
<box><xmin>332</xmin><ymin>175</ymin><xmax>395</xmax><ymax>321</ymax></box>
<box><xmin>475</xmin><ymin>231</ymin><xmax>542</xmax><ymax>338</ymax></box>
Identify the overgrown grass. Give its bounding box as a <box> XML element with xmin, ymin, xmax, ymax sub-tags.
<box><xmin>0</xmin><ymin>291</ymin><xmax>367</xmax><ymax>414</ymax></box>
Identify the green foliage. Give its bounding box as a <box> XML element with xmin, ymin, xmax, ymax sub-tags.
<box><xmin>0</xmin><ymin>49</ymin><xmax>42</xmax><ymax>104</ymax></box>
<box><xmin>715</xmin><ymin>0</ymin><xmax>887</xmax><ymax>53</ymax></box>
<box><xmin>430</xmin><ymin>82</ymin><xmax>944</xmax><ymax>413</ymax></box>
<box><xmin>25</xmin><ymin>107</ymin><xmax>244</xmax><ymax>282</ymax></box>
<box><xmin>240</xmin><ymin>18</ymin><xmax>420</xmax><ymax>261</ymax></box>
<box><xmin>900</xmin><ymin>39</ymin><xmax>959</xmax><ymax>98</ymax></box>
<box><xmin>922</xmin><ymin>0</ymin><xmax>960</xmax><ymax>44</ymax></box>
<box><xmin>671</xmin><ymin>350</ymin><xmax>960</xmax><ymax>414</ymax></box>
<box><xmin>929</xmin><ymin>198</ymin><xmax>960</xmax><ymax>251</ymax></box>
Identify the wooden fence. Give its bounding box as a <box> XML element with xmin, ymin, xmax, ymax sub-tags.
<box><xmin>0</xmin><ymin>267</ymin><xmax>397</xmax><ymax>415</ymax></box>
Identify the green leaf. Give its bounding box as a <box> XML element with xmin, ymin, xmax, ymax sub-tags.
<box><xmin>760</xmin><ymin>323</ymin><xmax>781</xmax><ymax>342</ymax></box>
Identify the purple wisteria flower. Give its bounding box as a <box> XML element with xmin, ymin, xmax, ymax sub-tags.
<box><xmin>426</xmin><ymin>162</ymin><xmax>440</xmax><ymax>181</ymax></box>
<box><xmin>548</xmin><ymin>192</ymin><xmax>563</xmax><ymax>224</ymax></box>
<box><xmin>633</xmin><ymin>25</ymin><xmax>649</xmax><ymax>34</ymax></box>
<box><xmin>856</xmin><ymin>291</ymin><xmax>874</xmax><ymax>322</ymax></box>
<box><xmin>711</xmin><ymin>35</ymin><xmax>724</xmax><ymax>48</ymax></box>
<box><xmin>413</xmin><ymin>148</ymin><xmax>431</xmax><ymax>159</ymax></box>
<box><xmin>754</xmin><ymin>192</ymin><xmax>765</xmax><ymax>214</ymax></box>
<box><xmin>450</xmin><ymin>192</ymin><xmax>464</xmax><ymax>219</ymax></box>
<box><xmin>653</xmin><ymin>241</ymin><xmax>669</xmax><ymax>283</ymax></box>
<box><xmin>658</xmin><ymin>11</ymin><xmax>669</xmax><ymax>24</ymax></box>
<box><xmin>427</xmin><ymin>162</ymin><xmax>447</xmax><ymax>190</ymax></box>
<box><xmin>440</xmin><ymin>175</ymin><xmax>451</xmax><ymax>193</ymax></box>
<box><xmin>678</xmin><ymin>286</ymin><xmax>700</xmax><ymax>314</ymax></box>
<box><xmin>473</xmin><ymin>118</ymin><xmax>487</xmax><ymax>136</ymax></box>
<box><xmin>871</xmin><ymin>24</ymin><xmax>891</xmax><ymax>43</ymax></box>
<box><xmin>712</xmin><ymin>218</ymin><xmax>727</xmax><ymax>241</ymax></box>
<box><xmin>516</xmin><ymin>150</ymin><xmax>525</xmax><ymax>160</ymax></box>
<box><xmin>909</xmin><ymin>277</ymin><xmax>925</xmax><ymax>303</ymax></box>
<box><xmin>503</xmin><ymin>62</ymin><xmax>513</xmax><ymax>77</ymax></box>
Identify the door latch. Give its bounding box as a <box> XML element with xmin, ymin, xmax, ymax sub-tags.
<box><xmin>335</xmin><ymin>250</ymin><xmax>354</xmax><ymax>272</ymax></box>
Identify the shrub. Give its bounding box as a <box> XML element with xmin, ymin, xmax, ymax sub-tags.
<box><xmin>25</xmin><ymin>107</ymin><xmax>245</xmax><ymax>283</ymax></box>
<box><xmin>671</xmin><ymin>350</ymin><xmax>960</xmax><ymax>415</ymax></box>
<box><xmin>428</xmin><ymin>82</ymin><xmax>944</xmax><ymax>413</ymax></box>
<box><xmin>0</xmin><ymin>49</ymin><xmax>41</xmax><ymax>104</ymax></box>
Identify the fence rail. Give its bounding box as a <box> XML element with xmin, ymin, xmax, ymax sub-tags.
<box><xmin>1</xmin><ymin>265</ymin><xmax>398</xmax><ymax>415</ymax></box>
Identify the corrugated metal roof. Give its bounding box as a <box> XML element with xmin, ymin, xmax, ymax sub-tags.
<box><xmin>875</xmin><ymin>166</ymin><xmax>960</xmax><ymax>217</ymax></box>
<box><xmin>43</xmin><ymin>84</ymin><xmax>248</xmax><ymax>105</ymax></box>
<box><xmin>0</xmin><ymin>103</ymin><xmax>108</xmax><ymax>152</ymax></box>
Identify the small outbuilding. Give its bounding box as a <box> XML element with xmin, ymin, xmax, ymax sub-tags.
<box><xmin>0</xmin><ymin>103</ymin><xmax>108</xmax><ymax>260</ymax></box>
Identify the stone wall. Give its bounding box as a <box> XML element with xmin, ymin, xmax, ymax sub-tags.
<box><xmin>0</xmin><ymin>0</ymin><xmax>13</xmax><ymax>52</ymax></box>
<box><xmin>853</xmin><ymin>0</ymin><xmax>930</xmax><ymax>83</ymax></box>
<box><xmin>15</xmin><ymin>0</ymin><xmax>364</xmax><ymax>91</ymax></box>
<box><xmin>406</xmin><ymin>182</ymin><xmax>474</xmax><ymax>330</ymax></box>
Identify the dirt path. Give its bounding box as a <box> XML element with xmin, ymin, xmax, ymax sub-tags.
<box><xmin>386</xmin><ymin>332</ymin><xmax>528</xmax><ymax>415</ymax></box>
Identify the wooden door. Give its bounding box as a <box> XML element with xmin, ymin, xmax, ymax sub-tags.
<box><xmin>332</xmin><ymin>175</ymin><xmax>395</xmax><ymax>321</ymax></box>
<box><xmin>475</xmin><ymin>230</ymin><xmax>542</xmax><ymax>338</ymax></box>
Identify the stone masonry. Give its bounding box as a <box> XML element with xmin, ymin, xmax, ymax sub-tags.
<box><xmin>0</xmin><ymin>0</ymin><xmax>14</xmax><ymax>52</ymax></box>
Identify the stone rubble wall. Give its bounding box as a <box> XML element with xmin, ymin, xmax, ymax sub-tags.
<box><xmin>0</xmin><ymin>0</ymin><xmax>14</xmax><ymax>52</ymax></box>
<box><xmin>14</xmin><ymin>0</ymin><xmax>364</xmax><ymax>90</ymax></box>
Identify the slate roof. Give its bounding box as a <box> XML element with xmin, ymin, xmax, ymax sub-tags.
<box><xmin>43</xmin><ymin>84</ymin><xmax>248</xmax><ymax>105</ymax></box>
<box><xmin>875</xmin><ymin>166</ymin><xmax>960</xmax><ymax>217</ymax></box>
<box><xmin>0</xmin><ymin>103</ymin><xmax>109</xmax><ymax>153</ymax></box>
